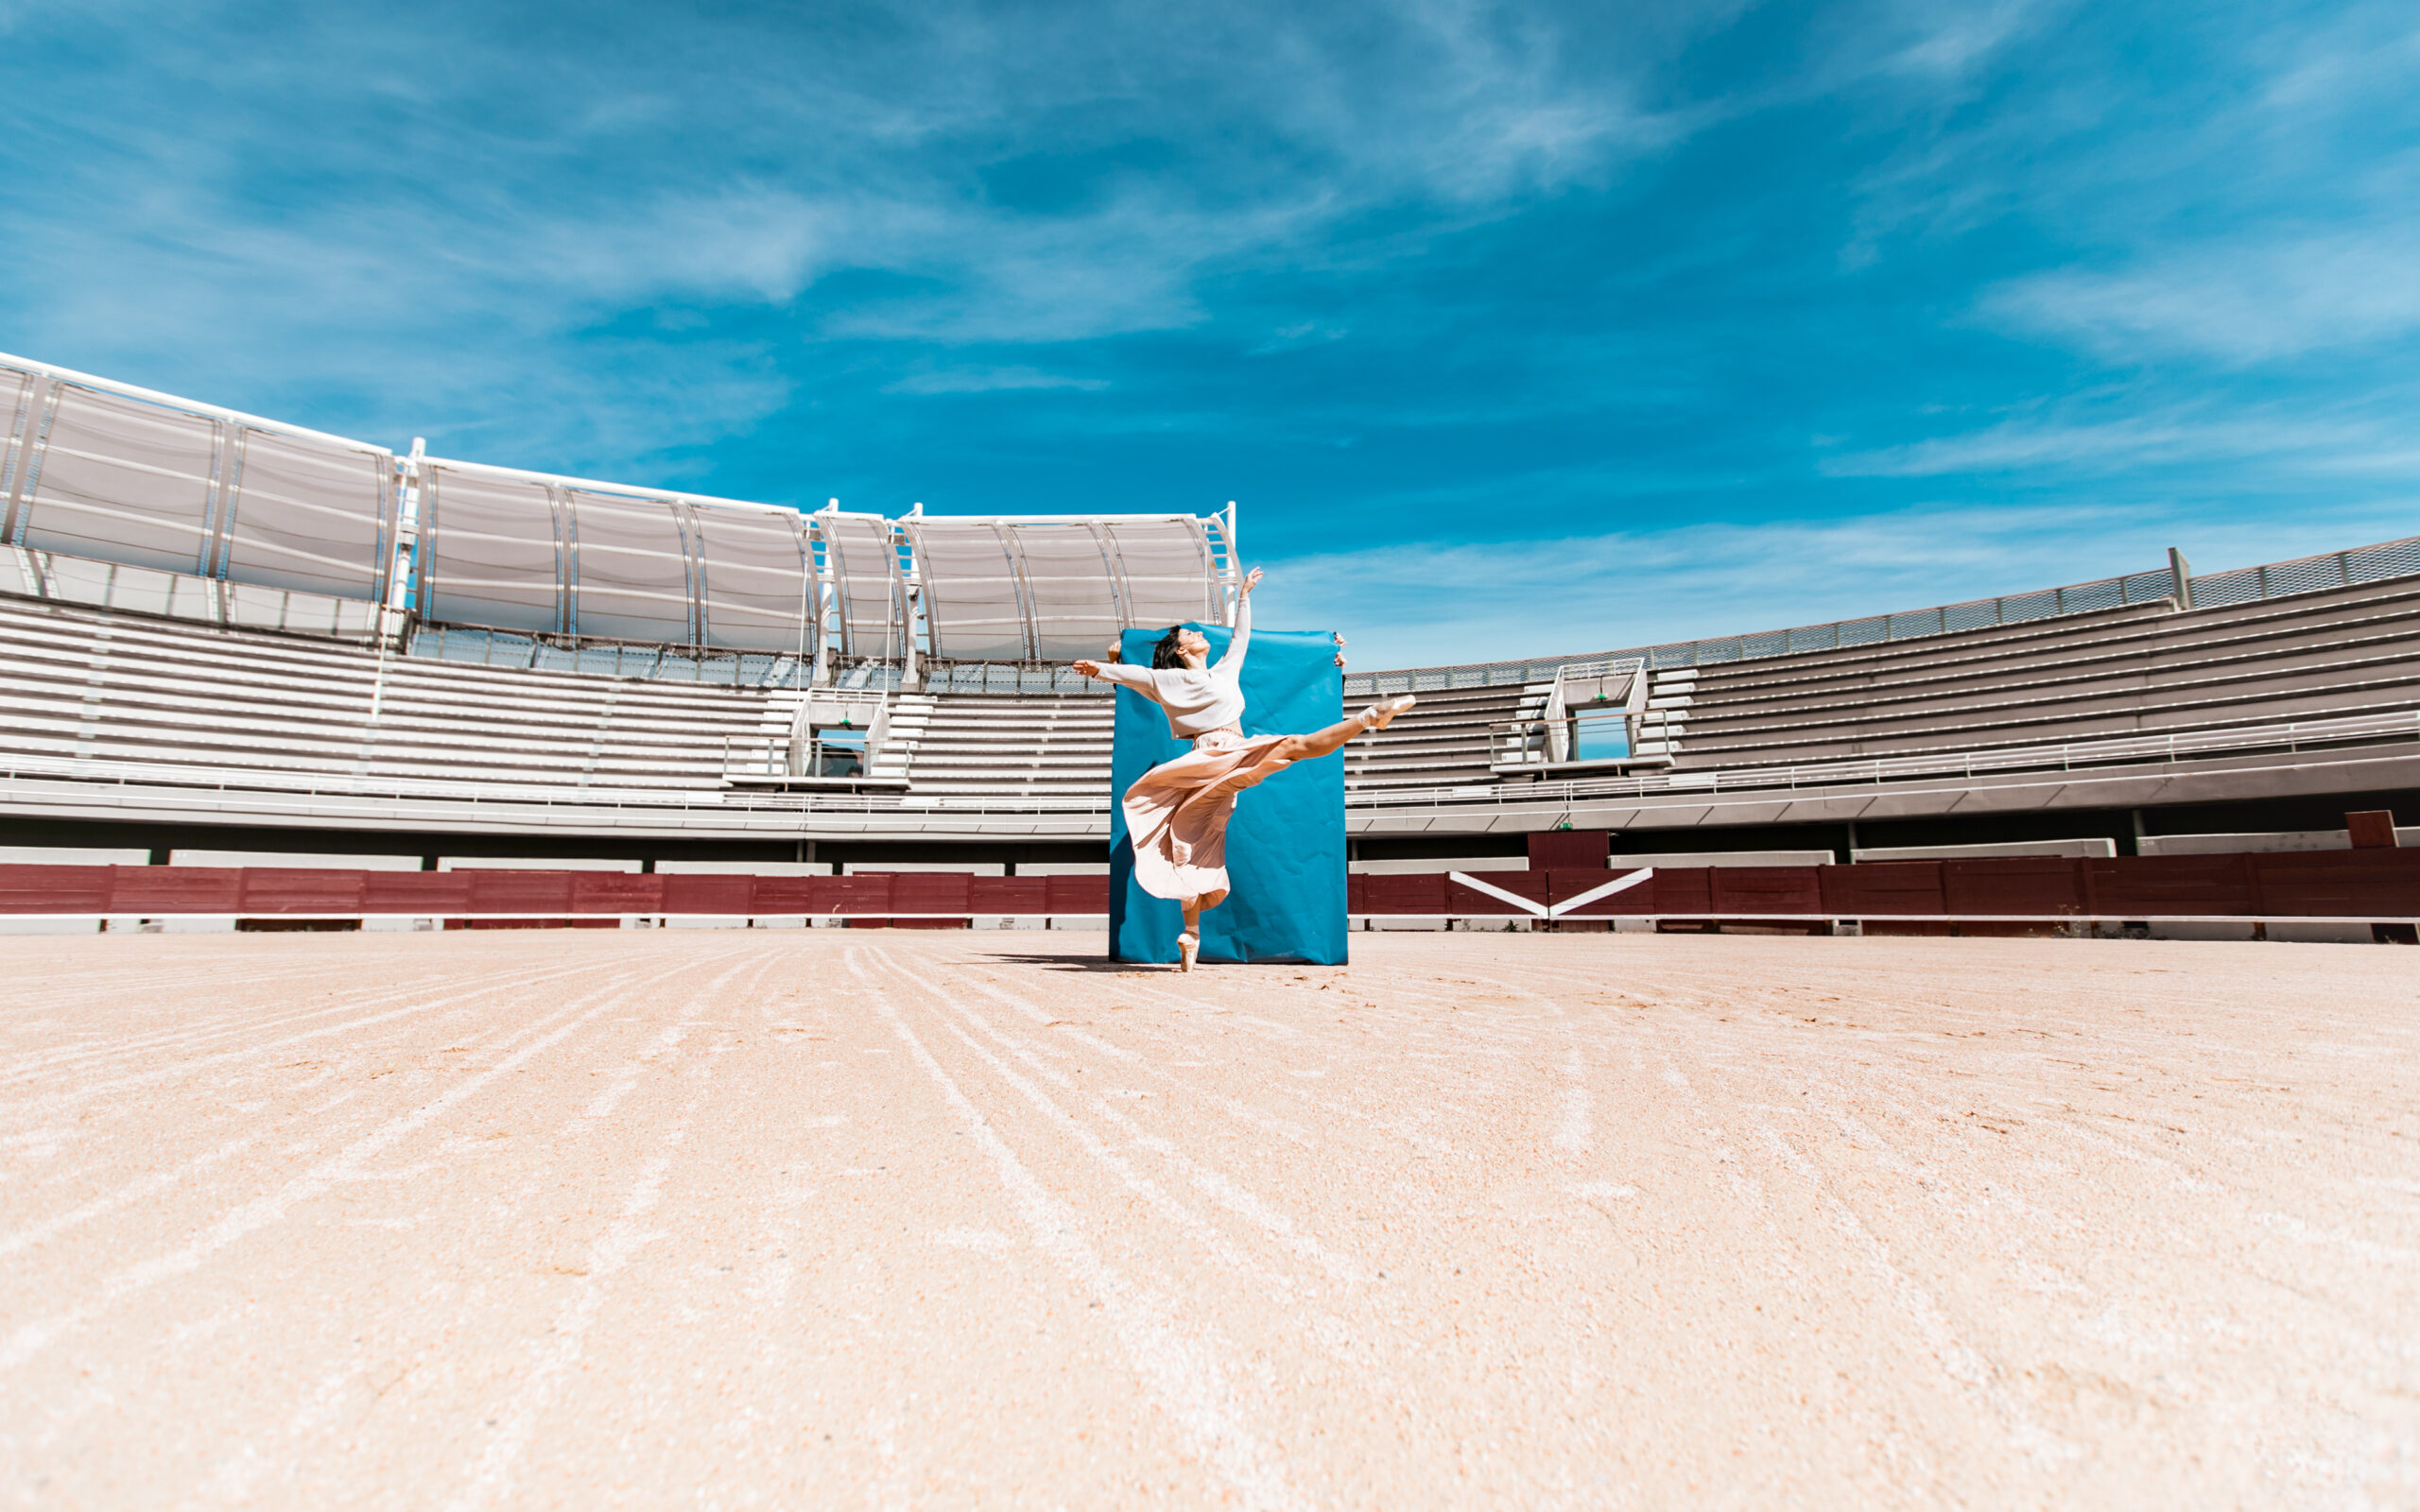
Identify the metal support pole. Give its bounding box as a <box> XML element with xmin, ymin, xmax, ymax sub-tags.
<box><xmin>368</xmin><ymin>438</ymin><xmax>424</xmax><ymax>728</ymax></box>
<box><xmin>899</xmin><ymin>506</ymin><xmax>921</xmax><ymax>692</ymax></box>
<box><xmin>808</xmin><ymin>515</ymin><xmax>827</xmax><ymax>687</ymax></box>
<box><xmin>2169</xmin><ymin>546</ymin><xmax>2193</xmax><ymax>610</ymax></box>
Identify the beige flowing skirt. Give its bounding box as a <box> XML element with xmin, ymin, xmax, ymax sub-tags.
<box><xmin>1122</xmin><ymin>729</ymin><xmax>1295</xmax><ymax>908</ymax></box>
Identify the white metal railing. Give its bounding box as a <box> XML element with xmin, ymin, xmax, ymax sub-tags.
<box><xmin>4</xmin><ymin>708</ymin><xmax>2413</xmax><ymax>824</ymax></box>
<box><xmin>0</xmin><ymin>747</ymin><xmax>1106</xmax><ymax>817</ymax></box>
<box><xmin>706</xmin><ymin>691</ymin><xmax>891</xmax><ymax>783</ymax></box>
<box><xmin>405</xmin><ymin>633</ymin><xmax>1123</xmax><ymax>694</ymax></box>
<box><xmin>1387</xmin><ymin>709</ymin><xmax>2420</xmax><ymax>810</ymax></box>
<box><xmin>721</xmin><ymin>736</ymin><xmax>790</xmax><ymax>783</ymax></box>
<box><xmin>1</xmin><ymin>548</ymin><xmax>382</xmax><ymax>641</ymax></box>
<box><xmin>1347</xmin><ymin>564</ymin><xmax>2183</xmax><ymax>696</ymax></box>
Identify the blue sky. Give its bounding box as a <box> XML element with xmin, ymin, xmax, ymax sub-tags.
<box><xmin>1</xmin><ymin>0</ymin><xmax>2413</xmax><ymax>666</ymax></box>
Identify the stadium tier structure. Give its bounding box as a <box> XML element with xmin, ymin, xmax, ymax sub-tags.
<box><xmin>3</xmin><ymin>350</ymin><xmax>2418</xmax><ymax>937</ymax></box>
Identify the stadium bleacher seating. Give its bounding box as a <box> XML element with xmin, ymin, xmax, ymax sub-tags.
<box><xmin>5</xmin><ymin>561</ymin><xmax>2419</xmax><ymax>845</ymax></box>
<box><xmin>0</xmin><ymin>595</ymin><xmax>778</xmax><ymax>797</ymax></box>
<box><xmin>1651</xmin><ymin>577</ymin><xmax>2420</xmax><ymax>770</ymax></box>
<box><xmin>3</xmin><ymin>350</ymin><xmax>2415</xmax><ymax>865</ymax></box>
<box><xmin>1342</xmin><ymin>683</ymin><xmax>1533</xmax><ymax>792</ymax></box>
<box><xmin>879</xmin><ymin>693</ymin><xmax>1112</xmax><ymax>799</ymax></box>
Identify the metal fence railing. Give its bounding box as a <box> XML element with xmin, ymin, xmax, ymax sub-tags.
<box><xmin>1351</xmin><ymin>709</ymin><xmax>2420</xmax><ymax>811</ymax></box>
<box><xmin>409</xmin><ymin>625</ymin><xmax>816</xmax><ymax>688</ymax></box>
<box><xmin>1345</xmin><ymin>534</ymin><xmax>2420</xmax><ymax>698</ymax></box>
<box><xmin>405</xmin><ymin>629</ymin><xmax>1119</xmax><ymax>696</ymax></box>
<box><xmin>1345</xmin><ymin>564</ymin><xmax>2181</xmax><ymax>697</ymax></box>
<box><xmin>920</xmin><ymin>662</ymin><xmax>1103</xmax><ymax>695</ymax></box>
<box><xmin>2187</xmin><ymin>537</ymin><xmax>2420</xmax><ymax>610</ymax></box>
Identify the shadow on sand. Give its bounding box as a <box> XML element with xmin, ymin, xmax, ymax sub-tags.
<box><xmin>974</xmin><ymin>951</ymin><xmax>1178</xmax><ymax>974</ymax></box>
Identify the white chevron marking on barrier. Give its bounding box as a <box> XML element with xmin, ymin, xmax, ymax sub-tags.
<box><xmin>1547</xmin><ymin>868</ymin><xmax>1656</xmax><ymax>919</ymax></box>
<box><xmin>1445</xmin><ymin>871</ymin><xmax>1550</xmax><ymax>917</ymax></box>
<box><xmin>1442</xmin><ymin>867</ymin><xmax>1657</xmax><ymax>919</ymax></box>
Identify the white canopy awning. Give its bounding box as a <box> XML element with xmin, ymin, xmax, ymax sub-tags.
<box><xmin>0</xmin><ymin>349</ymin><xmax>1236</xmax><ymax>668</ymax></box>
<box><xmin>903</xmin><ymin>514</ymin><xmax>1224</xmax><ymax>661</ymax></box>
<box><xmin>1</xmin><ymin>354</ymin><xmax>394</xmax><ymax>605</ymax></box>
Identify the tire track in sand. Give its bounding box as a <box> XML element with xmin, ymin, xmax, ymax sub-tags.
<box><xmin>846</xmin><ymin>946</ymin><xmax>1303</xmax><ymax>1512</ymax></box>
<box><xmin>0</xmin><ymin>951</ymin><xmax>719</xmax><ymax>1375</ymax></box>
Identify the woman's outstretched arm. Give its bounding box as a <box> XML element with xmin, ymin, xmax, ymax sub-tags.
<box><xmin>1073</xmin><ymin>658</ymin><xmax>1155</xmax><ymax>696</ymax></box>
<box><xmin>1214</xmin><ymin>566</ymin><xmax>1261</xmax><ymax>673</ymax></box>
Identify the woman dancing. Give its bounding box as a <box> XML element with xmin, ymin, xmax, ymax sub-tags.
<box><xmin>1074</xmin><ymin>567</ymin><xmax>1416</xmax><ymax>971</ymax></box>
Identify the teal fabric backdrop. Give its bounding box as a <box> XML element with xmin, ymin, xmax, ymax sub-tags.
<box><xmin>1107</xmin><ymin>622</ymin><xmax>1349</xmax><ymax>965</ymax></box>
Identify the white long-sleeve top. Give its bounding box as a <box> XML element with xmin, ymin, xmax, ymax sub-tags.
<box><xmin>1095</xmin><ymin>598</ymin><xmax>1251</xmax><ymax>738</ymax></box>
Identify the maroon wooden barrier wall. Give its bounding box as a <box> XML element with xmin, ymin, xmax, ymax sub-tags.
<box><xmin>4</xmin><ymin>855</ymin><xmax>2411</xmax><ymax>921</ymax></box>
<box><xmin>0</xmin><ymin>867</ymin><xmax>1115</xmax><ymax>919</ymax></box>
<box><xmin>1347</xmin><ymin>850</ymin><xmax>2420</xmax><ymax>920</ymax></box>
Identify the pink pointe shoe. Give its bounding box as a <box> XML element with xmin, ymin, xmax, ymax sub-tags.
<box><xmin>1178</xmin><ymin>931</ymin><xmax>1200</xmax><ymax>972</ymax></box>
<box><xmin>1358</xmin><ymin>695</ymin><xmax>1417</xmax><ymax>731</ymax></box>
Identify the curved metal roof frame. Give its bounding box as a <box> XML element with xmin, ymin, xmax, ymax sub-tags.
<box><xmin>0</xmin><ymin>350</ymin><xmax>1235</xmax><ymax>671</ymax></box>
<box><xmin>419</xmin><ymin>455</ymin><xmax>820</xmax><ymax>656</ymax></box>
<box><xmin>0</xmin><ymin>351</ymin><xmax>395</xmax><ymax>606</ymax></box>
<box><xmin>903</xmin><ymin>512</ymin><xmax>1230</xmax><ymax>662</ymax></box>
<box><xmin>814</xmin><ymin>507</ymin><xmax>908</xmax><ymax>664</ymax></box>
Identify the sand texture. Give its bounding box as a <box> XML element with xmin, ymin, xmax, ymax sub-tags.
<box><xmin>1</xmin><ymin>930</ymin><xmax>2413</xmax><ymax>1508</ymax></box>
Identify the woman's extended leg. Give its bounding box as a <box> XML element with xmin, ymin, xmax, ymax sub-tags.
<box><xmin>1273</xmin><ymin>696</ymin><xmax>1416</xmax><ymax>763</ymax></box>
<box><xmin>1179</xmin><ymin>899</ymin><xmax>1202</xmax><ymax>972</ymax></box>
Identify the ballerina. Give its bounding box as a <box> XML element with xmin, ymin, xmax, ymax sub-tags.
<box><xmin>1074</xmin><ymin>567</ymin><xmax>1416</xmax><ymax>971</ymax></box>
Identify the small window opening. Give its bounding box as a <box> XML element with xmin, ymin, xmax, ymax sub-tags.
<box><xmin>805</xmin><ymin>720</ymin><xmax>867</xmax><ymax>778</ymax></box>
<box><xmin>1568</xmin><ymin>696</ymin><xmax>1630</xmax><ymax>762</ymax></box>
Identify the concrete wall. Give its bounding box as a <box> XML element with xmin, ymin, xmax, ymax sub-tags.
<box><xmin>176</xmin><ymin>850</ymin><xmax>423</xmax><ymax>868</ymax></box>
<box><xmin>1854</xmin><ymin>838</ymin><xmax>2118</xmax><ymax>862</ymax></box>
<box><xmin>2139</xmin><ymin>828</ymin><xmax>2420</xmax><ymax>855</ymax></box>
<box><xmin>439</xmin><ymin>857</ymin><xmax>642</xmax><ymax>871</ymax></box>
<box><xmin>1609</xmin><ymin>850</ymin><xmax>1835</xmax><ymax>869</ymax></box>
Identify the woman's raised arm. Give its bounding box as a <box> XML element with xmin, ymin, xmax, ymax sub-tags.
<box><xmin>1215</xmin><ymin>567</ymin><xmax>1259</xmax><ymax>672</ymax></box>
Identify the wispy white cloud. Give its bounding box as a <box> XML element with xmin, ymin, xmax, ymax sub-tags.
<box><xmin>883</xmin><ymin>366</ymin><xmax>1108</xmax><ymax>395</ymax></box>
<box><xmin>0</xmin><ymin>0</ymin><xmax>1737</xmax><ymax>472</ymax></box>
<box><xmin>1873</xmin><ymin>0</ymin><xmax>2048</xmax><ymax>77</ymax></box>
<box><xmin>543</xmin><ymin>190</ymin><xmax>839</xmax><ymax>304</ymax></box>
<box><xmin>1842</xmin><ymin>0</ymin><xmax>2420</xmax><ymax>368</ymax></box>
<box><xmin>0</xmin><ymin>0</ymin><xmax>2410</xmax><ymax>586</ymax></box>
<box><xmin>1247</xmin><ymin>321</ymin><xmax>1351</xmax><ymax>355</ymax></box>
<box><xmin>2257</xmin><ymin>3</ymin><xmax>2420</xmax><ymax>113</ymax></box>
<box><xmin>1821</xmin><ymin>402</ymin><xmax>2420</xmax><ymax>478</ymax></box>
<box><xmin>1983</xmin><ymin>229</ymin><xmax>2420</xmax><ymax>362</ymax></box>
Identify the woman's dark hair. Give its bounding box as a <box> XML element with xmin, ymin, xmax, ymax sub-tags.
<box><xmin>1152</xmin><ymin>626</ymin><xmax>1191</xmax><ymax>670</ymax></box>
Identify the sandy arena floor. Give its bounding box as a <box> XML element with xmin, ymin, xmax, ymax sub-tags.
<box><xmin>1</xmin><ymin>930</ymin><xmax>2414</xmax><ymax>1509</ymax></box>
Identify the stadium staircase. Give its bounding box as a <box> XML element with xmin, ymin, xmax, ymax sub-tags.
<box><xmin>878</xmin><ymin>693</ymin><xmax>1113</xmax><ymax>800</ymax></box>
